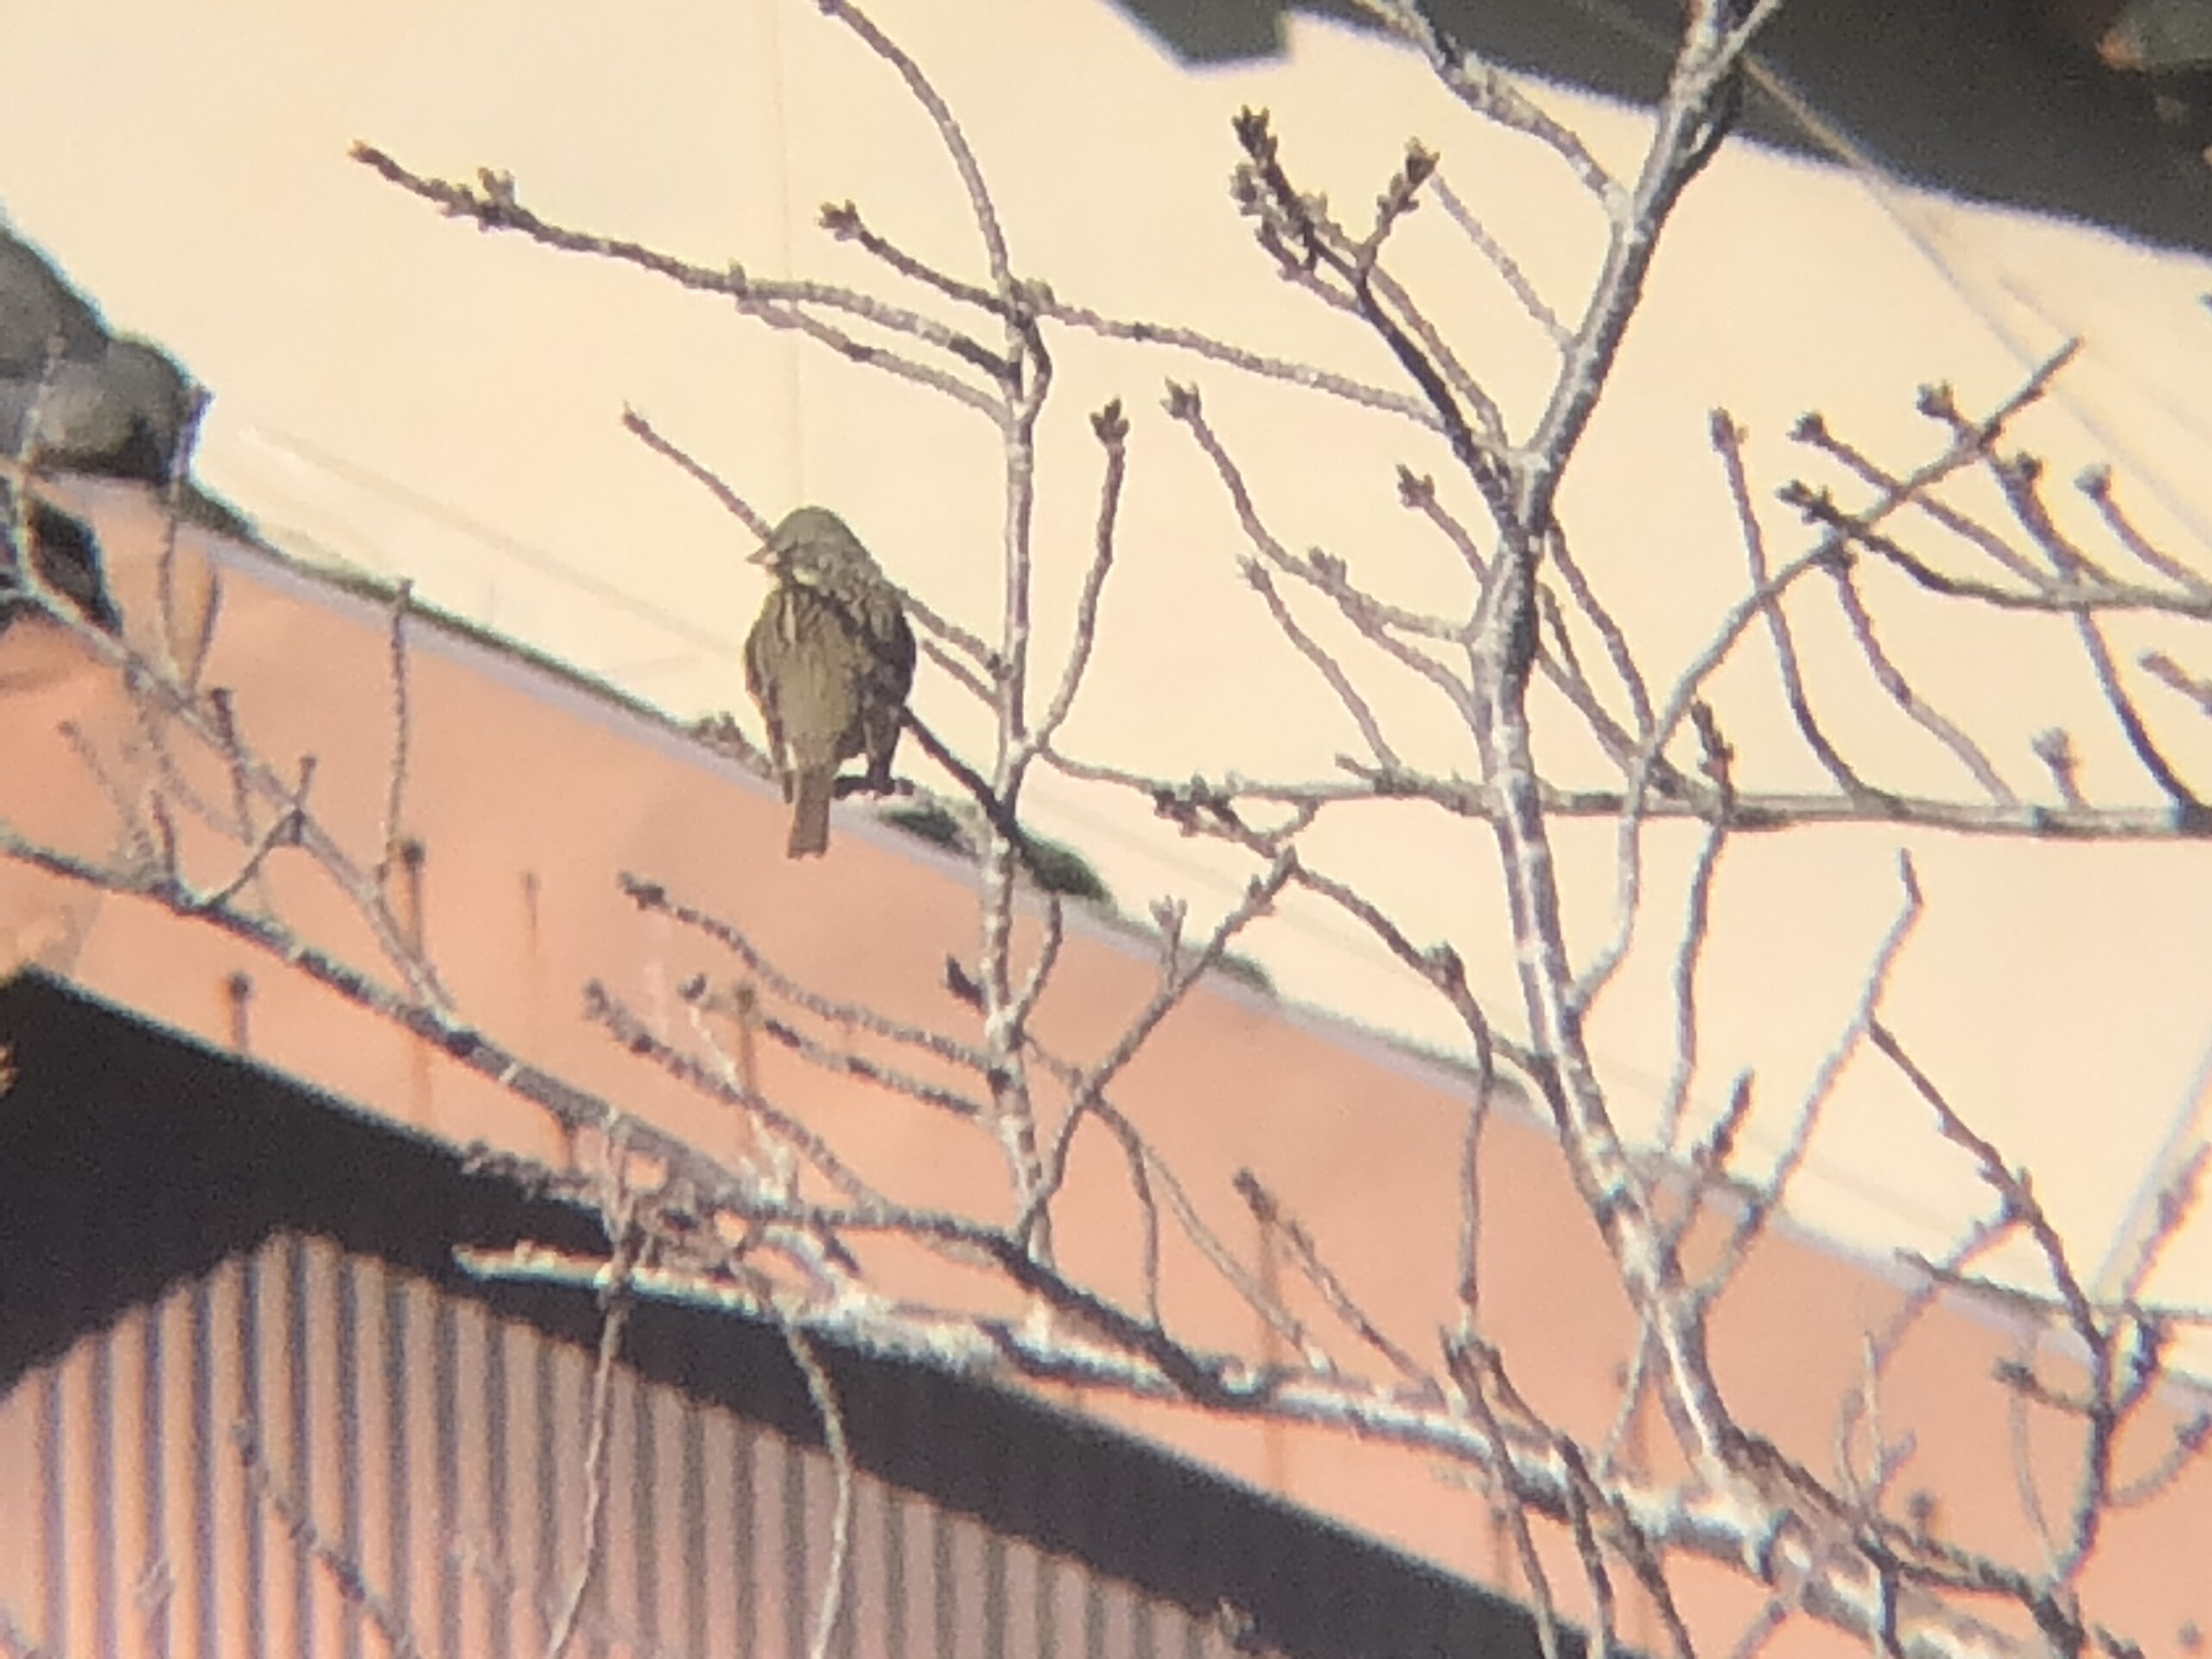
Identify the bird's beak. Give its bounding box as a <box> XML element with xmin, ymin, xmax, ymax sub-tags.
<box><xmin>747</xmin><ymin>543</ymin><xmax>775</xmax><ymax>567</ymax></box>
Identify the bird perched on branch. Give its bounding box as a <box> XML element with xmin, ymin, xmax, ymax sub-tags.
<box><xmin>743</xmin><ymin>506</ymin><xmax>916</xmax><ymax>858</ymax></box>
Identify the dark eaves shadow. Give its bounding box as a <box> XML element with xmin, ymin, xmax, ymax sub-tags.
<box><xmin>1108</xmin><ymin>0</ymin><xmax>2212</xmax><ymax>255</ymax></box>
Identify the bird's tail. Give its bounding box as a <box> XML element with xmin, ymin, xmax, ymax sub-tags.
<box><xmin>787</xmin><ymin>768</ymin><xmax>836</xmax><ymax>859</ymax></box>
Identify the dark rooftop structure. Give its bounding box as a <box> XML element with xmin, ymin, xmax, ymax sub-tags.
<box><xmin>1105</xmin><ymin>0</ymin><xmax>2212</xmax><ymax>254</ymax></box>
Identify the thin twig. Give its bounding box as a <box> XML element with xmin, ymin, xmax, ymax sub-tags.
<box><xmin>1575</xmin><ymin>536</ymin><xmax>1843</xmax><ymax>1009</ymax></box>
<box><xmin>58</xmin><ymin>718</ymin><xmax>157</xmax><ymax>868</ymax></box>
<box><xmin>1827</xmin><ymin>561</ymin><xmax>2015</xmax><ymax>804</ymax></box>
<box><xmin>1433</xmin><ymin>174</ymin><xmax>1569</xmax><ymax>346</ymax></box>
<box><xmin>1398</xmin><ymin>475</ymin><xmax>1660</xmax><ymax>777</ymax></box>
<box><xmin>1019</xmin><ymin>849</ymin><xmax>1305</xmax><ymax>1243</ymax></box>
<box><xmin>691</xmin><ymin>979</ymin><xmax>989</xmax><ymax>1121</ymax></box>
<box><xmin>234</xmin><ymin>1419</ymin><xmax>424</xmax><ymax>1659</ymax></box>
<box><xmin>1867</xmin><ymin>1019</ymin><xmax>2119</xmax><ymax>1583</ymax></box>
<box><xmin>1983</xmin><ymin>454</ymin><xmax>2203</xmax><ymax>815</ymax></box>
<box><xmin>1243</xmin><ymin>561</ymin><xmax>1402</xmax><ymax>768</ymax></box>
<box><xmin>815</xmin><ymin>0</ymin><xmax>1015</xmax><ymax>304</ymax></box>
<box><xmin>1170</xmin><ymin>384</ymin><xmax>1477</xmax><ymax>718</ymax></box>
<box><xmin>1793</xmin><ymin>414</ymin><xmax>2050</xmax><ymax>588</ymax></box>
<box><xmin>820</xmin><ymin>199</ymin><xmax>1002</xmax><ymax>314</ymax></box>
<box><xmin>779</xmin><ymin>1323</ymin><xmax>855</xmax><ymax>1659</ymax></box>
<box><xmin>196</xmin><ymin>756</ymin><xmax>315</xmax><ymax>914</ymax></box>
<box><xmin>1802</xmin><ymin>507</ymin><xmax>2212</xmax><ymax>619</ymax></box>
<box><xmin>2031</xmin><ymin>729</ymin><xmax>2088</xmax><ymax>809</ymax></box>
<box><xmin>1038</xmin><ymin>296</ymin><xmax>1445</xmax><ymax>428</ymax></box>
<box><xmin>1656</xmin><ymin>702</ymin><xmax>1735</xmax><ymax>1150</ymax></box>
<box><xmin>350</xmin><ymin>143</ymin><xmax>1011</xmax><ymax>402</ymax></box>
<box><xmin>1234</xmin><ymin>1169</ymin><xmax>1435</xmax><ymax>1392</ymax></box>
<box><xmin>582</xmin><ymin>982</ymin><xmax>898</xmax><ymax>1215</ymax></box>
<box><xmin>1051</xmin><ymin>740</ymin><xmax>2212</xmax><ymax>841</ymax></box>
<box><xmin>1556</xmin><ymin>1436</ymin><xmax>1620</xmax><ymax>1659</ymax></box>
<box><xmin>2077</xmin><ymin>466</ymin><xmax>2212</xmax><ymax>597</ymax></box>
<box><xmin>620</xmin><ymin>407</ymin><xmax>772</xmax><ymax>539</ymax></box>
<box><xmin>1454</xmin><ymin>1001</ymin><xmax>1499</xmax><ymax>1325</ymax></box>
<box><xmin>2140</xmin><ymin>652</ymin><xmax>2212</xmax><ymax>720</ymax></box>
<box><xmin>376</xmin><ymin>580</ymin><xmax>413</xmax><ymax>882</ymax></box>
<box><xmin>2070</xmin><ymin>608</ymin><xmax>2203</xmax><ymax>819</ymax></box>
<box><xmin>619</xmin><ymin>874</ymin><xmax>988</xmax><ymax>1071</ymax></box>
<box><xmin>1445</xmin><ymin>1337</ymin><xmax>1566</xmax><ymax>1659</ymax></box>
<box><xmin>1030</xmin><ymin>399</ymin><xmax>1128</xmax><ymax>755</ymax></box>
<box><xmin>1343</xmin><ymin>0</ymin><xmax>1619</xmax><ymax>201</ymax></box>
<box><xmin>1714</xmin><ymin>410</ymin><xmax>1872</xmax><ymax>799</ymax></box>
<box><xmin>543</xmin><ymin>1209</ymin><xmax>638</xmax><ymax>1659</ymax></box>
<box><xmin>1587</xmin><ymin>347</ymin><xmax>2080</xmax><ymax>1010</ymax></box>
<box><xmin>1547</xmin><ymin>523</ymin><xmax>1655</xmax><ymax>738</ymax></box>
<box><xmin>1705</xmin><ymin>853</ymin><xmax>1924</xmax><ymax>1288</ymax></box>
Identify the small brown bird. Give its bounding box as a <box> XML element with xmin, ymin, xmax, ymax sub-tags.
<box><xmin>743</xmin><ymin>506</ymin><xmax>917</xmax><ymax>858</ymax></box>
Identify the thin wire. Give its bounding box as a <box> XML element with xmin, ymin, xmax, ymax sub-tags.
<box><xmin>237</xmin><ymin>423</ymin><xmax>734</xmax><ymax>653</ymax></box>
<box><xmin>2088</xmin><ymin>1024</ymin><xmax>2212</xmax><ymax>1300</ymax></box>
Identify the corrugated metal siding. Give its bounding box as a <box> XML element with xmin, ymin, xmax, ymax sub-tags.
<box><xmin>0</xmin><ymin>1233</ymin><xmax>1252</xmax><ymax>1659</ymax></box>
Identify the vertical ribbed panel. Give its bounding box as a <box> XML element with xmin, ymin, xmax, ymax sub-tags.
<box><xmin>0</xmin><ymin>1234</ymin><xmax>1253</xmax><ymax>1659</ymax></box>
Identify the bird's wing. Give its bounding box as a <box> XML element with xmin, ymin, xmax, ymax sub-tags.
<box><xmin>855</xmin><ymin>583</ymin><xmax>918</xmax><ymax>702</ymax></box>
<box><xmin>742</xmin><ymin>596</ymin><xmax>790</xmax><ymax>772</ymax></box>
<box><xmin>887</xmin><ymin>596</ymin><xmax>918</xmax><ymax>687</ymax></box>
